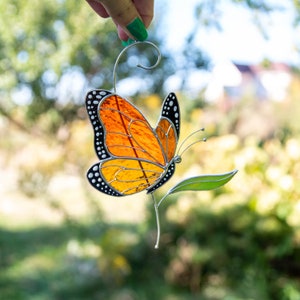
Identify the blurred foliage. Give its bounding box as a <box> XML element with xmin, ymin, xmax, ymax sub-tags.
<box><xmin>2</xmin><ymin>95</ymin><xmax>300</xmax><ymax>299</ymax></box>
<box><xmin>1</xmin><ymin>0</ymin><xmax>300</xmax><ymax>299</ymax></box>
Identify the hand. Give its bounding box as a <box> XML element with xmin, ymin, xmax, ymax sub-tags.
<box><xmin>86</xmin><ymin>0</ymin><xmax>154</xmax><ymax>41</ymax></box>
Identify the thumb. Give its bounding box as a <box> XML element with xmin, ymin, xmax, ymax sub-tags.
<box><xmin>99</xmin><ymin>0</ymin><xmax>148</xmax><ymax>41</ymax></box>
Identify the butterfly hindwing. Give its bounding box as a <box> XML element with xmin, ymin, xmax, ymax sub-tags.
<box><xmin>101</xmin><ymin>158</ymin><xmax>165</xmax><ymax>195</ymax></box>
<box><xmin>147</xmin><ymin>161</ymin><xmax>176</xmax><ymax>194</ymax></box>
<box><xmin>87</xmin><ymin>163</ymin><xmax>122</xmax><ymax>196</ymax></box>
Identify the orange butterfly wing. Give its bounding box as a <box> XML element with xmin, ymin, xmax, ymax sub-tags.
<box><xmin>100</xmin><ymin>95</ymin><xmax>166</xmax><ymax>164</ymax></box>
<box><xmin>86</xmin><ymin>90</ymin><xmax>180</xmax><ymax>196</ymax></box>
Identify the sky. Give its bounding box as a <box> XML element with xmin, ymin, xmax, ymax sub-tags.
<box><xmin>158</xmin><ymin>0</ymin><xmax>300</xmax><ymax>65</ymax></box>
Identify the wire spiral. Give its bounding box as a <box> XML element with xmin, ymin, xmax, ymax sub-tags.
<box><xmin>113</xmin><ymin>41</ymin><xmax>161</xmax><ymax>93</ymax></box>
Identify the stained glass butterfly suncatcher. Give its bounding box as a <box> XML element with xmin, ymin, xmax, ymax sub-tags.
<box><xmin>86</xmin><ymin>90</ymin><xmax>181</xmax><ymax>196</ymax></box>
<box><xmin>85</xmin><ymin>41</ymin><xmax>237</xmax><ymax>248</ymax></box>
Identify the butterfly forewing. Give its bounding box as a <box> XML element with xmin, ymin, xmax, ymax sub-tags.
<box><xmin>160</xmin><ymin>92</ymin><xmax>180</xmax><ymax>138</ymax></box>
<box><xmin>86</xmin><ymin>90</ymin><xmax>112</xmax><ymax>161</ymax></box>
<box><xmin>156</xmin><ymin>118</ymin><xmax>177</xmax><ymax>162</ymax></box>
<box><xmin>146</xmin><ymin>93</ymin><xmax>181</xmax><ymax>194</ymax></box>
<box><xmin>100</xmin><ymin>95</ymin><xmax>166</xmax><ymax>164</ymax></box>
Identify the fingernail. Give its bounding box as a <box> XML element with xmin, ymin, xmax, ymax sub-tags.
<box><xmin>121</xmin><ymin>38</ymin><xmax>135</xmax><ymax>47</ymax></box>
<box><xmin>126</xmin><ymin>18</ymin><xmax>148</xmax><ymax>41</ymax></box>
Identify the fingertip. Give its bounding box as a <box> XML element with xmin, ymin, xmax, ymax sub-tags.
<box><xmin>100</xmin><ymin>0</ymin><xmax>148</xmax><ymax>41</ymax></box>
<box><xmin>135</xmin><ymin>0</ymin><xmax>154</xmax><ymax>28</ymax></box>
<box><xmin>117</xmin><ymin>25</ymin><xmax>130</xmax><ymax>41</ymax></box>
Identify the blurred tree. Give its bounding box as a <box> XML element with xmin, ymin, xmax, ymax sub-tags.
<box><xmin>0</xmin><ymin>0</ymin><xmax>175</xmax><ymax>127</ymax></box>
<box><xmin>0</xmin><ymin>0</ymin><xmax>122</xmax><ymax>123</ymax></box>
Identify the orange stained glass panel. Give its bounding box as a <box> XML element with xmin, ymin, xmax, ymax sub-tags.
<box><xmin>155</xmin><ymin>118</ymin><xmax>177</xmax><ymax>162</ymax></box>
<box><xmin>99</xmin><ymin>95</ymin><xmax>165</xmax><ymax>164</ymax></box>
<box><xmin>101</xmin><ymin>159</ymin><xmax>164</xmax><ymax>195</ymax></box>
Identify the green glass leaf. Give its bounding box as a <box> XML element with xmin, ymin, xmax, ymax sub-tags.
<box><xmin>157</xmin><ymin>169</ymin><xmax>238</xmax><ymax>207</ymax></box>
<box><xmin>168</xmin><ymin>169</ymin><xmax>238</xmax><ymax>195</ymax></box>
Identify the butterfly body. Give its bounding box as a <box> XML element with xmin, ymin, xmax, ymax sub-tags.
<box><xmin>86</xmin><ymin>90</ymin><xmax>180</xmax><ymax>196</ymax></box>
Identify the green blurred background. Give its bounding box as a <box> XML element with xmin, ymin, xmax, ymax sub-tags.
<box><xmin>1</xmin><ymin>0</ymin><xmax>300</xmax><ymax>299</ymax></box>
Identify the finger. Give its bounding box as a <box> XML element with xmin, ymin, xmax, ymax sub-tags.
<box><xmin>97</xmin><ymin>0</ymin><xmax>148</xmax><ymax>41</ymax></box>
<box><xmin>117</xmin><ymin>24</ymin><xmax>130</xmax><ymax>41</ymax></box>
<box><xmin>134</xmin><ymin>0</ymin><xmax>154</xmax><ymax>28</ymax></box>
<box><xmin>118</xmin><ymin>0</ymin><xmax>153</xmax><ymax>41</ymax></box>
<box><xmin>86</xmin><ymin>0</ymin><xmax>109</xmax><ymax>18</ymax></box>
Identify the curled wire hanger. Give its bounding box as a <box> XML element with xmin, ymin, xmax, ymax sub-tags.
<box><xmin>112</xmin><ymin>41</ymin><xmax>161</xmax><ymax>93</ymax></box>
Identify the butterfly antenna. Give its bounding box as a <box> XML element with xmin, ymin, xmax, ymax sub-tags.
<box><xmin>180</xmin><ymin>138</ymin><xmax>207</xmax><ymax>158</ymax></box>
<box><xmin>177</xmin><ymin>128</ymin><xmax>206</xmax><ymax>156</ymax></box>
<box><xmin>113</xmin><ymin>41</ymin><xmax>161</xmax><ymax>93</ymax></box>
<box><xmin>151</xmin><ymin>193</ymin><xmax>161</xmax><ymax>249</ymax></box>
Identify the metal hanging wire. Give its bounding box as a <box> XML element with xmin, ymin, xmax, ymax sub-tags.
<box><xmin>112</xmin><ymin>41</ymin><xmax>161</xmax><ymax>93</ymax></box>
